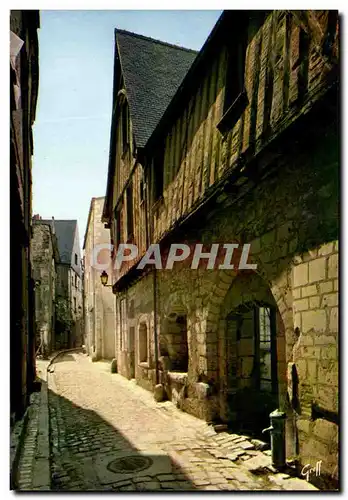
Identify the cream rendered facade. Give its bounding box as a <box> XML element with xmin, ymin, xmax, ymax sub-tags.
<box><xmin>84</xmin><ymin>197</ymin><xmax>116</xmax><ymax>360</ymax></box>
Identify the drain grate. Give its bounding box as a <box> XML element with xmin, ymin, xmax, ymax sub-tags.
<box><xmin>107</xmin><ymin>455</ymin><xmax>153</xmax><ymax>474</ymax></box>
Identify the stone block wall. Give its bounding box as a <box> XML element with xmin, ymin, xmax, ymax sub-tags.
<box><xmin>117</xmin><ymin>274</ymin><xmax>156</xmax><ymax>390</ymax></box>
<box><xmin>32</xmin><ymin>223</ymin><xmax>56</xmax><ymax>355</ymax></box>
<box><xmin>291</xmin><ymin>241</ymin><xmax>339</xmax><ymax>480</ymax></box>
<box><xmin>119</xmin><ymin>242</ymin><xmax>339</xmax><ymax>479</ymax></box>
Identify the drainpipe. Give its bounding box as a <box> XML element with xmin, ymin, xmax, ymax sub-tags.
<box><xmin>153</xmin><ymin>268</ymin><xmax>159</xmax><ymax>385</ymax></box>
<box><xmin>143</xmin><ymin>161</ymin><xmax>159</xmax><ymax>385</ymax></box>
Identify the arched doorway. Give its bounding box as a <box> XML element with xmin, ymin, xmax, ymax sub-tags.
<box><xmin>220</xmin><ymin>272</ymin><xmax>283</xmax><ymax>438</ymax></box>
<box><xmin>160</xmin><ymin>294</ymin><xmax>189</xmax><ymax>373</ymax></box>
<box><xmin>160</xmin><ymin>312</ymin><xmax>188</xmax><ymax>372</ymax></box>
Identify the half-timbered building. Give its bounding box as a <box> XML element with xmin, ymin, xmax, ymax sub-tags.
<box><xmin>102</xmin><ymin>11</ymin><xmax>339</xmax><ymax>482</ymax></box>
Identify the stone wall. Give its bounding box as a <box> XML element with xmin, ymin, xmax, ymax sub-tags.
<box><xmin>292</xmin><ymin>242</ymin><xmax>339</xmax><ymax>480</ymax></box>
<box><xmin>32</xmin><ymin>223</ymin><xmax>56</xmax><ymax>356</ymax></box>
<box><xmin>116</xmin><ymin>274</ymin><xmax>156</xmax><ymax>390</ymax></box>
<box><xmin>10</xmin><ymin>10</ymin><xmax>39</xmax><ymax>419</ymax></box>
<box><xmin>116</xmin><ymin>113</ymin><xmax>339</xmax><ymax>480</ymax></box>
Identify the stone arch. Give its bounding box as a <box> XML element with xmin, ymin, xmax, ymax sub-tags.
<box><xmin>205</xmin><ymin>256</ymin><xmax>291</xmax><ymax>370</ymax></box>
<box><xmin>202</xmin><ymin>255</ymin><xmax>290</xmax><ymax>430</ymax></box>
<box><xmin>159</xmin><ymin>293</ymin><xmax>189</xmax><ymax>373</ymax></box>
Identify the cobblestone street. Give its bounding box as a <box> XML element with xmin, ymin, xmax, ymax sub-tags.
<box><xmin>31</xmin><ymin>352</ymin><xmax>316</xmax><ymax>491</ymax></box>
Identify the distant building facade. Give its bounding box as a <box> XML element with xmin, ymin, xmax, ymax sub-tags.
<box><xmin>10</xmin><ymin>10</ymin><xmax>40</xmax><ymax>422</ymax></box>
<box><xmin>32</xmin><ymin>217</ymin><xmax>60</xmax><ymax>356</ymax></box>
<box><xmin>38</xmin><ymin>218</ymin><xmax>83</xmax><ymax>349</ymax></box>
<box><xmin>83</xmin><ymin>197</ymin><xmax>116</xmax><ymax>361</ymax></box>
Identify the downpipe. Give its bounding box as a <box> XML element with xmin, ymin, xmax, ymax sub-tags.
<box><xmin>143</xmin><ymin>172</ymin><xmax>159</xmax><ymax>387</ymax></box>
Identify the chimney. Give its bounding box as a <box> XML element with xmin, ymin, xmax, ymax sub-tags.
<box><xmin>51</xmin><ymin>216</ymin><xmax>55</xmax><ymax>234</ymax></box>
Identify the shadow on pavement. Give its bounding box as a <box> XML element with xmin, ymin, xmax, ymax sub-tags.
<box><xmin>48</xmin><ymin>388</ymin><xmax>198</xmax><ymax>491</ymax></box>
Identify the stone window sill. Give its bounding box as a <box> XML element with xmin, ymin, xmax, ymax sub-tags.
<box><xmin>167</xmin><ymin>371</ymin><xmax>188</xmax><ymax>385</ymax></box>
<box><xmin>217</xmin><ymin>90</ymin><xmax>249</xmax><ymax>136</ymax></box>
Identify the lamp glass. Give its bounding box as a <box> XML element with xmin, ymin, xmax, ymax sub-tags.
<box><xmin>100</xmin><ymin>271</ymin><xmax>108</xmax><ymax>286</ymax></box>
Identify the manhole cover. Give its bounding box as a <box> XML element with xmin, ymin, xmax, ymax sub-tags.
<box><xmin>107</xmin><ymin>456</ymin><xmax>153</xmax><ymax>474</ymax></box>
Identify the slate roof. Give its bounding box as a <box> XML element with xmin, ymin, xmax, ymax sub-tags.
<box><xmin>116</xmin><ymin>29</ymin><xmax>198</xmax><ymax>148</ymax></box>
<box><xmin>38</xmin><ymin>219</ymin><xmax>77</xmax><ymax>265</ymax></box>
<box><xmin>144</xmin><ymin>10</ymin><xmax>230</xmax><ymax>153</ymax></box>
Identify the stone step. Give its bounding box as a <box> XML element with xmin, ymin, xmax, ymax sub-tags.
<box><xmin>242</xmin><ymin>454</ymin><xmax>272</xmax><ymax>473</ymax></box>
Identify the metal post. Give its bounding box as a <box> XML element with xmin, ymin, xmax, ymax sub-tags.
<box><xmin>262</xmin><ymin>409</ymin><xmax>287</xmax><ymax>469</ymax></box>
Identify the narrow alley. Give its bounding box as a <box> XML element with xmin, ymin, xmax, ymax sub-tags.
<box><xmin>17</xmin><ymin>353</ymin><xmax>318</xmax><ymax>491</ymax></box>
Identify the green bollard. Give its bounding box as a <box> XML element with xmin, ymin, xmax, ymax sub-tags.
<box><xmin>262</xmin><ymin>409</ymin><xmax>286</xmax><ymax>469</ymax></box>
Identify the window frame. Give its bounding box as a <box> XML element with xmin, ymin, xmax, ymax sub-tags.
<box><xmin>126</xmin><ymin>182</ymin><xmax>134</xmax><ymax>241</ymax></box>
<box><xmin>152</xmin><ymin>147</ymin><xmax>164</xmax><ymax>205</ymax></box>
<box><xmin>253</xmin><ymin>304</ymin><xmax>278</xmax><ymax>394</ymax></box>
<box><xmin>138</xmin><ymin>321</ymin><xmax>149</xmax><ymax>366</ymax></box>
<box><xmin>217</xmin><ymin>30</ymin><xmax>249</xmax><ymax>135</ymax></box>
<box><xmin>226</xmin><ymin>302</ymin><xmax>278</xmax><ymax>395</ymax></box>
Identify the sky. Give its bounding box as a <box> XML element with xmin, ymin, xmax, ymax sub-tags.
<box><xmin>32</xmin><ymin>10</ymin><xmax>222</xmax><ymax>248</ymax></box>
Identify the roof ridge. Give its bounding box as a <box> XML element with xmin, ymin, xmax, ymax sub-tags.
<box><xmin>115</xmin><ymin>28</ymin><xmax>198</xmax><ymax>55</ymax></box>
<box><xmin>45</xmin><ymin>219</ymin><xmax>77</xmax><ymax>223</ymax></box>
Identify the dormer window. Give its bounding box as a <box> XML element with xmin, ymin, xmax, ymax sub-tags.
<box><xmin>224</xmin><ymin>41</ymin><xmax>246</xmax><ymax>114</ymax></box>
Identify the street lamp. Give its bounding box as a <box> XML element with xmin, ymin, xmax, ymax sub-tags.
<box><xmin>100</xmin><ymin>270</ymin><xmax>113</xmax><ymax>287</ymax></box>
